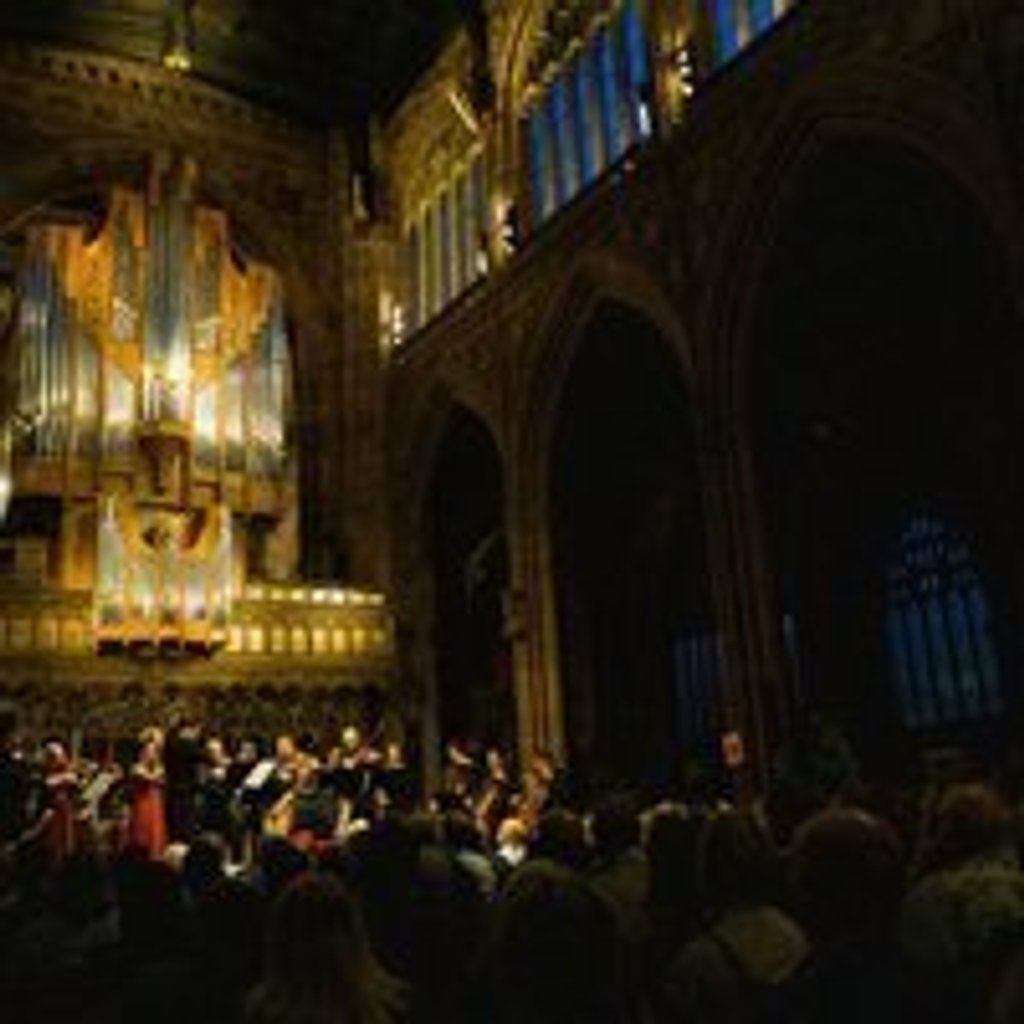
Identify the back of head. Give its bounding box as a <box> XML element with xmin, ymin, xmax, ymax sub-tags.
<box><xmin>931</xmin><ymin>784</ymin><xmax>1012</xmax><ymax>868</ymax></box>
<box><xmin>791</xmin><ymin>807</ymin><xmax>904</xmax><ymax>941</ymax></box>
<box><xmin>183</xmin><ymin>833</ymin><xmax>227</xmax><ymax>899</ymax></box>
<box><xmin>116</xmin><ymin>854</ymin><xmax>183</xmax><ymax>956</ymax></box>
<box><xmin>994</xmin><ymin>951</ymin><xmax>1024</xmax><ymax>1024</ymax></box>
<box><xmin>646</xmin><ymin>805</ymin><xmax>701</xmax><ymax>904</ymax></box>
<box><xmin>197</xmin><ymin>877</ymin><xmax>265</xmax><ymax>986</ymax></box>
<box><xmin>591</xmin><ymin>794</ymin><xmax>641</xmax><ymax>862</ymax></box>
<box><xmin>531</xmin><ymin>809</ymin><xmax>589</xmax><ymax>870</ymax></box>
<box><xmin>443</xmin><ymin>810</ymin><xmax>484</xmax><ymax>854</ymax></box>
<box><xmin>486</xmin><ymin>860</ymin><xmax>628</xmax><ymax>1023</ymax></box>
<box><xmin>258</xmin><ymin>837</ymin><xmax>310</xmax><ymax>900</ymax></box>
<box><xmin>698</xmin><ymin>810</ymin><xmax>779</xmax><ymax>916</ymax></box>
<box><xmin>252</xmin><ymin>872</ymin><xmax>394</xmax><ymax>1024</ymax></box>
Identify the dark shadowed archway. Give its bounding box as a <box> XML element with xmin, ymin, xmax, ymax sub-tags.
<box><xmin>751</xmin><ymin>138</ymin><xmax>1024</xmax><ymax>778</ymax></box>
<box><xmin>550</xmin><ymin>301</ymin><xmax>715</xmax><ymax>795</ymax></box>
<box><xmin>428</xmin><ymin>405</ymin><xmax>513</xmax><ymax>753</ymax></box>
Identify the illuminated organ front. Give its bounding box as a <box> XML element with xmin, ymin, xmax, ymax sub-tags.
<box><xmin>4</xmin><ymin>156</ymin><xmax>297</xmax><ymax>651</ymax></box>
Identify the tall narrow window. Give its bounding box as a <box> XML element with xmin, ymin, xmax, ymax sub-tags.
<box><xmin>406</xmin><ymin>223</ymin><xmax>421</xmax><ymax>331</ymax></box>
<box><xmin>886</xmin><ymin>515</ymin><xmax>1002</xmax><ymax>728</ymax></box>
<box><xmin>427</xmin><ymin>202</ymin><xmax>442</xmax><ymax>318</ymax></box>
<box><xmin>712</xmin><ymin>0</ymin><xmax>740</xmax><ymax>65</ymax></box>
<box><xmin>586</xmin><ymin>36</ymin><xmax>609</xmax><ymax>173</ymax></box>
<box><xmin>529</xmin><ymin>107</ymin><xmax>554</xmax><ymax>222</ymax></box>
<box><xmin>470</xmin><ymin>155</ymin><xmax>487</xmax><ymax>276</ymax></box>
<box><xmin>439</xmin><ymin>189</ymin><xmax>453</xmax><ymax>308</ymax></box>
<box><xmin>674</xmin><ymin>629</ymin><xmax>722</xmax><ymax>756</ymax></box>
<box><xmin>573</xmin><ymin>53</ymin><xmax>599</xmax><ymax>186</ymax></box>
<box><xmin>456</xmin><ymin>170</ymin><xmax>473</xmax><ymax>289</ymax></box>
<box><xmin>550</xmin><ymin>77</ymin><xmax>579</xmax><ymax>202</ymax></box>
<box><xmin>748</xmin><ymin>0</ymin><xmax>775</xmax><ymax>34</ymax></box>
<box><xmin>596</xmin><ymin>28</ymin><xmax>623</xmax><ymax>163</ymax></box>
<box><xmin>621</xmin><ymin>0</ymin><xmax>652</xmax><ymax>140</ymax></box>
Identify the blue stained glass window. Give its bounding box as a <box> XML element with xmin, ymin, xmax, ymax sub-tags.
<box><xmin>596</xmin><ymin>28</ymin><xmax>622</xmax><ymax>162</ymax></box>
<box><xmin>947</xmin><ymin>589</ymin><xmax>981</xmax><ymax>717</ymax></box>
<box><xmin>544</xmin><ymin>90</ymin><xmax>566</xmax><ymax>210</ymax></box>
<box><xmin>621</xmin><ymin>0</ymin><xmax>652</xmax><ymax>138</ymax></box>
<box><xmin>529</xmin><ymin>107</ymin><xmax>552</xmax><ymax>222</ymax></box>
<box><xmin>885</xmin><ymin>516</ymin><xmax>1002</xmax><ymax>728</ymax></box>
<box><xmin>968</xmin><ymin>584</ymin><xmax>1002</xmax><ymax>714</ymax></box>
<box><xmin>713</xmin><ymin>0</ymin><xmax>740</xmax><ymax>64</ymax></box>
<box><xmin>675</xmin><ymin>629</ymin><xmax>721</xmax><ymax>753</ymax></box>
<box><xmin>550</xmin><ymin>78</ymin><xmax>578</xmax><ymax>203</ymax></box>
<box><xmin>585</xmin><ymin>36</ymin><xmax>608</xmax><ymax>173</ymax></box>
<box><xmin>748</xmin><ymin>0</ymin><xmax>775</xmax><ymax>35</ymax></box>
<box><xmin>572</xmin><ymin>57</ymin><xmax>597</xmax><ymax>187</ymax></box>
<box><xmin>925</xmin><ymin>592</ymin><xmax>958</xmax><ymax>720</ymax></box>
<box><xmin>886</xmin><ymin>606</ymin><xmax>917</xmax><ymax>726</ymax></box>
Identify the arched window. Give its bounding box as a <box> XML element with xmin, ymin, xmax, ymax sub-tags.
<box><xmin>673</xmin><ymin>629</ymin><xmax>722</xmax><ymax>757</ymax></box>
<box><xmin>526</xmin><ymin>0</ymin><xmax>653</xmax><ymax>228</ymax></box>
<box><xmin>707</xmin><ymin>0</ymin><xmax>795</xmax><ymax>68</ymax></box>
<box><xmin>885</xmin><ymin>515</ymin><xmax>1002</xmax><ymax>728</ymax></box>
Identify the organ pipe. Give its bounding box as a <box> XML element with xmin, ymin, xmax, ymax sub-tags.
<box><xmin>5</xmin><ymin>158</ymin><xmax>295</xmax><ymax>649</ymax></box>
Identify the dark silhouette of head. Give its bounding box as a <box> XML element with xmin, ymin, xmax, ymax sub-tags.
<box><xmin>645</xmin><ymin>804</ymin><xmax>702</xmax><ymax>934</ymax></box>
<box><xmin>183</xmin><ymin>832</ymin><xmax>227</xmax><ymax>900</ymax></box>
<box><xmin>483</xmin><ymin>860</ymin><xmax>632</xmax><ymax>1023</ymax></box>
<box><xmin>791</xmin><ymin>807</ymin><xmax>904</xmax><ymax>941</ymax></box>
<box><xmin>531</xmin><ymin>810</ymin><xmax>589</xmax><ymax>870</ymax></box>
<box><xmin>929</xmin><ymin>784</ymin><xmax>1012</xmax><ymax>869</ymax></box>
<box><xmin>257</xmin><ymin>836</ymin><xmax>310</xmax><ymax>900</ymax></box>
<box><xmin>697</xmin><ymin>810</ymin><xmax>779</xmax><ymax>916</ymax></box>
<box><xmin>591</xmin><ymin>793</ymin><xmax>641</xmax><ymax>862</ymax></box>
<box><xmin>443</xmin><ymin>810</ymin><xmax>484</xmax><ymax>853</ymax></box>
<box><xmin>249</xmin><ymin>872</ymin><xmax>399</xmax><ymax>1024</ymax></box>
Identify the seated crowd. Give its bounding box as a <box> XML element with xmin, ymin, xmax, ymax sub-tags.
<box><xmin>3</xmin><ymin>715</ymin><xmax>1024</xmax><ymax>1023</ymax></box>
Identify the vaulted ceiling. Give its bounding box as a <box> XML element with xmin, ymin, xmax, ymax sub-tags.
<box><xmin>0</xmin><ymin>0</ymin><xmax>469</xmax><ymax>124</ymax></box>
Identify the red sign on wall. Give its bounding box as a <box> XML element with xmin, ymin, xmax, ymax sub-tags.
<box><xmin>721</xmin><ymin>731</ymin><xmax>745</xmax><ymax>769</ymax></box>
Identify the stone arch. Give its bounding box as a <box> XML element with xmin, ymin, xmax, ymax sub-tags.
<box><xmin>703</xmin><ymin>57</ymin><xmax>1024</xmax><ymax>432</ymax></box>
<box><xmin>390</xmin><ymin>378</ymin><xmax>509</xmax><ymax>783</ymax></box>
<box><xmin>704</xmin><ymin>65</ymin><xmax>1024</xmax><ymax>773</ymax></box>
<box><xmin>497</xmin><ymin>0</ymin><xmax>549</xmax><ymax>113</ymax></box>
<box><xmin>685</xmin><ymin>60</ymin><xmax>1024</xmax><ymax>771</ymax></box>
<box><xmin>520</xmin><ymin>248</ymin><xmax>696</xmax><ymax>478</ymax></box>
<box><xmin>396</xmin><ymin>375</ymin><xmax>504</xmax><ymax>561</ymax></box>
<box><xmin>513</xmin><ymin>249</ymin><xmax>701</xmax><ymax>768</ymax></box>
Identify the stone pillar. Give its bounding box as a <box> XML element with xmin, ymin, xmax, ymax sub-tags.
<box><xmin>506</xmin><ymin>432</ymin><xmax>566</xmax><ymax>768</ymax></box>
<box><xmin>697</xmin><ymin>410</ymin><xmax>792</xmax><ymax>798</ymax></box>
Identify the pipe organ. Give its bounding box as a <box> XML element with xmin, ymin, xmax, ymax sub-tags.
<box><xmin>0</xmin><ymin>158</ymin><xmax>391</xmax><ymax>683</ymax></box>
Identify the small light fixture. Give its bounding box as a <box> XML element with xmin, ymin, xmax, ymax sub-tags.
<box><xmin>499</xmin><ymin>202</ymin><xmax>519</xmax><ymax>256</ymax></box>
<box><xmin>675</xmin><ymin>41</ymin><xmax>696</xmax><ymax>98</ymax></box>
<box><xmin>447</xmin><ymin>89</ymin><xmax>480</xmax><ymax>135</ymax></box>
<box><xmin>390</xmin><ymin>303</ymin><xmax>406</xmax><ymax>348</ymax></box>
<box><xmin>162</xmin><ymin>0</ymin><xmax>194</xmax><ymax>73</ymax></box>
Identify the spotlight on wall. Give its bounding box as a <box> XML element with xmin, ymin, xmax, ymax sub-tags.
<box><xmin>390</xmin><ymin>303</ymin><xmax>406</xmax><ymax>349</ymax></box>
<box><xmin>162</xmin><ymin>0</ymin><xmax>195</xmax><ymax>73</ymax></box>
<box><xmin>447</xmin><ymin>89</ymin><xmax>481</xmax><ymax>135</ymax></box>
<box><xmin>499</xmin><ymin>202</ymin><xmax>519</xmax><ymax>256</ymax></box>
<box><xmin>675</xmin><ymin>42</ymin><xmax>696</xmax><ymax>99</ymax></box>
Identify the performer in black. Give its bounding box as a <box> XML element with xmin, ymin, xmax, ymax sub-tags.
<box><xmin>164</xmin><ymin>716</ymin><xmax>203</xmax><ymax>841</ymax></box>
<box><xmin>0</xmin><ymin>710</ymin><xmax>30</xmax><ymax>849</ymax></box>
<box><xmin>197</xmin><ymin>736</ymin><xmax>236</xmax><ymax>847</ymax></box>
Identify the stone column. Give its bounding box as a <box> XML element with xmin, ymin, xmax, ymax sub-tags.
<box><xmin>505</xmin><ymin>427</ymin><xmax>565</xmax><ymax>768</ymax></box>
<box><xmin>696</xmin><ymin>409</ymin><xmax>792</xmax><ymax>799</ymax></box>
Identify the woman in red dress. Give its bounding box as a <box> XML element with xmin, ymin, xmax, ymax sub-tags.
<box><xmin>127</xmin><ymin>732</ymin><xmax>167</xmax><ymax>859</ymax></box>
<box><xmin>40</xmin><ymin>741</ymin><xmax>80</xmax><ymax>868</ymax></box>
